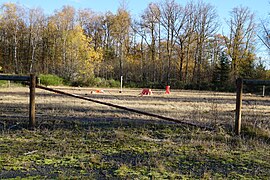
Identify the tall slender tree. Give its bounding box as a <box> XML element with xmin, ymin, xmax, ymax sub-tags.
<box><xmin>111</xmin><ymin>6</ymin><xmax>131</xmax><ymax>78</ymax></box>
<box><xmin>159</xmin><ymin>0</ymin><xmax>179</xmax><ymax>84</ymax></box>
<box><xmin>224</xmin><ymin>6</ymin><xmax>257</xmax><ymax>79</ymax></box>
<box><xmin>28</xmin><ymin>7</ymin><xmax>45</xmax><ymax>73</ymax></box>
<box><xmin>0</xmin><ymin>3</ymin><xmax>25</xmax><ymax>74</ymax></box>
<box><xmin>193</xmin><ymin>1</ymin><xmax>218</xmax><ymax>86</ymax></box>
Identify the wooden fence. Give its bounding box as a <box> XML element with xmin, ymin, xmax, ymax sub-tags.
<box><xmin>2</xmin><ymin>75</ymin><xmax>268</xmax><ymax>135</ymax></box>
<box><xmin>0</xmin><ymin>74</ymin><xmax>37</xmax><ymax>128</ymax></box>
<box><xmin>0</xmin><ymin>74</ymin><xmax>213</xmax><ymax>131</ymax></box>
<box><xmin>235</xmin><ymin>78</ymin><xmax>270</xmax><ymax>135</ymax></box>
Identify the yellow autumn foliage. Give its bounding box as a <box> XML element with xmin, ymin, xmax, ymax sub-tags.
<box><xmin>65</xmin><ymin>25</ymin><xmax>103</xmax><ymax>79</ymax></box>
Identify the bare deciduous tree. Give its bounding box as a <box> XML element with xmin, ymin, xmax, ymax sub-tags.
<box><xmin>28</xmin><ymin>7</ymin><xmax>45</xmax><ymax>73</ymax></box>
<box><xmin>193</xmin><ymin>1</ymin><xmax>219</xmax><ymax>86</ymax></box>
<box><xmin>159</xmin><ymin>0</ymin><xmax>180</xmax><ymax>84</ymax></box>
<box><xmin>224</xmin><ymin>6</ymin><xmax>257</xmax><ymax>79</ymax></box>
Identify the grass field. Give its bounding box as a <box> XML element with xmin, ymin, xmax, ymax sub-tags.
<box><xmin>0</xmin><ymin>86</ymin><xmax>269</xmax><ymax>179</ymax></box>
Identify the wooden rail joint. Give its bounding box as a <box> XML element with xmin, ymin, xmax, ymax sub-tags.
<box><xmin>235</xmin><ymin>78</ymin><xmax>270</xmax><ymax>135</ymax></box>
<box><xmin>243</xmin><ymin>79</ymin><xmax>270</xmax><ymax>86</ymax></box>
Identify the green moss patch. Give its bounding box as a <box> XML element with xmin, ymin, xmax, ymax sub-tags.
<box><xmin>0</xmin><ymin>120</ymin><xmax>269</xmax><ymax>179</ymax></box>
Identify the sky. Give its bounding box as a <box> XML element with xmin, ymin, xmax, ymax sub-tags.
<box><xmin>0</xmin><ymin>0</ymin><xmax>269</xmax><ymax>65</ymax></box>
<box><xmin>1</xmin><ymin>0</ymin><xmax>269</xmax><ymax>37</ymax></box>
<box><xmin>0</xmin><ymin>0</ymin><xmax>269</xmax><ymax>18</ymax></box>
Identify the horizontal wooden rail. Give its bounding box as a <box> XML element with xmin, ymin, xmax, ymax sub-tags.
<box><xmin>243</xmin><ymin>79</ymin><xmax>270</xmax><ymax>86</ymax></box>
<box><xmin>0</xmin><ymin>75</ymin><xmax>30</xmax><ymax>81</ymax></box>
<box><xmin>36</xmin><ymin>84</ymin><xmax>214</xmax><ymax>131</ymax></box>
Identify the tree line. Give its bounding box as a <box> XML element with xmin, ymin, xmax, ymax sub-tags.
<box><xmin>0</xmin><ymin>1</ymin><xmax>269</xmax><ymax>90</ymax></box>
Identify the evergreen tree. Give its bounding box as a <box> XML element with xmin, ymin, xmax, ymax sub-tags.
<box><xmin>212</xmin><ymin>52</ymin><xmax>231</xmax><ymax>91</ymax></box>
<box><xmin>254</xmin><ymin>60</ymin><xmax>268</xmax><ymax>79</ymax></box>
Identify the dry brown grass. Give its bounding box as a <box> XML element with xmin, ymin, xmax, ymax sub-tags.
<box><xmin>0</xmin><ymin>86</ymin><xmax>269</xmax><ymax>179</ymax></box>
<box><xmin>0</xmin><ymin>86</ymin><xmax>269</xmax><ymax>130</ymax></box>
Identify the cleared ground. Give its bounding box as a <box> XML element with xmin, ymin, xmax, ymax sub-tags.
<box><xmin>0</xmin><ymin>86</ymin><xmax>269</xmax><ymax>179</ymax></box>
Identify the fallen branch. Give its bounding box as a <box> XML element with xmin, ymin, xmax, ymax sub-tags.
<box><xmin>24</xmin><ymin>150</ymin><xmax>38</xmax><ymax>155</ymax></box>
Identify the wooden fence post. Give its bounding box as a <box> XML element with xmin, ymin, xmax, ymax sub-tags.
<box><xmin>235</xmin><ymin>78</ymin><xmax>243</xmax><ymax>135</ymax></box>
<box><xmin>29</xmin><ymin>74</ymin><xmax>36</xmax><ymax>128</ymax></box>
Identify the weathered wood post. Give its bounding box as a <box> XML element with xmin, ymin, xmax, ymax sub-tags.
<box><xmin>235</xmin><ymin>78</ymin><xmax>243</xmax><ymax>135</ymax></box>
<box><xmin>29</xmin><ymin>74</ymin><xmax>36</xmax><ymax>128</ymax></box>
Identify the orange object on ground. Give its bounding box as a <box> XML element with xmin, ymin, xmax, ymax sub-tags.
<box><xmin>165</xmin><ymin>85</ymin><xmax>170</xmax><ymax>94</ymax></box>
<box><xmin>91</xmin><ymin>89</ymin><xmax>105</xmax><ymax>94</ymax></box>
<box><xmin>140</xmin><ymin>88</ymin><xmax>152</xmax><ymax>96</ymax></box>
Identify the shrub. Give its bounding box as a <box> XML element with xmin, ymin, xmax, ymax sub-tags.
<box><xmin>174</xmin><ymin>81</ymin><xmax>185</xmax><ymax>89</ymax></box>
<box><xmin>125</xmin><ymin>81</ymin><xmax>138</xmax><ymax>88</ymax></box>
<box><xmin>0</xmin><ymin>80</ymin><xmax>23</xmax><ymax>87</ymax></box>
<box><xmin>95</xmin><ymin>77</ymin><xmax>106</xmax><ymax>87</ymax></box>
<box><xmin>95</xmin><ymin>78</ymin><xmax>121</xmax><ymax>88</ymax></box>
<box><xmin>71</xmin><ymin>76</ymin><xmax>96</xmax><ymax>87</ymax></box>
<box><xmin>0</xmin><ymin>80</ymin><xmax>7</xmax><ymax>87</ymax></box>
<box><xmin>108</xmin><ymin>79</ymin><xmax>120</xmax><ymax>87</ymax></box>
<box><xmin>39</xmin><ymin>74</ymin><xmax>64</xmax><ymax>86</ymax></box>
<box><xmin>71</xmin><ymin>77</ymin><xmax>120</xmax><ymax>88</ymax></box>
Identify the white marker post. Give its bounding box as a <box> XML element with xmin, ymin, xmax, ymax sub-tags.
<box><xmin>262</xmin><ymin>85</ymin><xmax>265</xmax><ymax>97</ymax></box>
<box><xmin>120</xmin><ymin>76</ymin><xmax>123</xmax><ymax>93</ymax></box>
